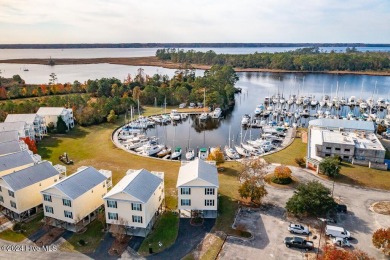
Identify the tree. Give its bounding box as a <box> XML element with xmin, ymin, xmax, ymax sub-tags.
<box><xmin>12</xmin><ymin>74</ymin><xmax>23</xmax><ymax>84</ymax></box>
<box><xmin>272</xmin><ymin>165</ymin><xmax>292</xmax><ymax>184</ymax></box>
<box><xmin>286</xmin><ymin>181</ymin><xmax>336</xmax><ymax>217</ymax></box>
<box><xmin>239</xmin><ymin>158</ymin><xmax>268</xmax><ymax>182</ymax></box>
<box><xmin>239</xmin><ymin>181</ymin><xmax>267</xmax><ymax>205</ymax></box>
<box><xmin>21</xmin><ymin>137</ymin><xmax>37</xmax><ymax>154</ymax></box>
<box><xmin>56</xmin><ymin>116</ymin><xmax>68</xmax><ymax>133</ymax></box>
<box><xmin>319</xmin><ymin>157</ymin><xmax>341</xmax><ymax>177</ymax></box>
<box><xmin>207</xmin><ymin>147</ymin><xmax>225</xmax><ymax>164</ymax></box>
<box><xmin>320</xmin><ymin>245</ymin><xmax>373</xmax><ymax>260</ymax></box>
<box><xmin>372</xmin><ymin>227</ymin><xmax>390</xmax><ymax>256</ymax></box>
<box><xmin>107</xmin><ymin>110</ymin><xmax>117</xmax><ymax>123</ymax></box>
<box><xmin>110</xmin><ymin>218</ymin><xmax>128</xmax><ymax>243</ymax></box>
<box><xmin>49</xmin><ymin>73</ymin><xmax>57</xmax><ymax>85</ymax></box>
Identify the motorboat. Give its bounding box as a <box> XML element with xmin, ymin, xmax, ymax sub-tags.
<box><xmin>198</xmin><ymin>148</ymin><xmax>209</xmax><ymax>160</ymax></box>
<box><xmin>377</xmin><ymin>98</ymin><xmax>386</xmax><ymax>108</ymax></box>
<box><xmin>211</xmin><ymin>108</ymin><xmax>222</xmax><ymax>119</ymax></box>
<box><xmin>180</xmin><ymin>113</ymin><xmax>188</xmax><ymax>119</ymax></box>
<box><xmin>171</xmin><ymin>147</ymin><xmax>182</xmax><ymax>160</ymax></box>
<box><xmin>142</xmin><ymin>142</ymin><xmax>164</xmax><ymax>156</ymax></box>
<box><xmin>310</xmin><ymin>98</ymin><xmax>318</xmax><ymax>106</ymax></box>
<box><xmin>185</xmin><ymin>149</ymin><xmax>195</xmax><ymax>160</ymax></box>
<box><xmin>359</xmin><ymin>102</ymin><xmax>368</xmax><ymax>110</ymax></box>
<box><xmin>348</xmin><ymin>96</ymin><xmax>356</xmax><ymax>106</ymax></box>
<box><xmin>157</xmin><ymin>147</ymin><xmax>171</xmax><ymax>158</ymax></box>
<box><xmin>254</xmin><ymin>104</ymin><xmax>265</xmax><ymax>115</ymax></box>
<box><xmin>224</xmin><ymin>146</ymin><xmax>240</xmax><ymax>159</ymax></box>
<box><xmin>279</xmin><ymin>97</ymin><xmax>286</xmax><ymax>104</ymax></box>
<box><xmin>235</xmin><ymin>145</ymin><xmax>250</xmax><ymax>157</ymax></box>
<box><xmin>241</xmin><ymin>114</ymin><xmax>251</xmax><ymax>126</ymax></box>
<box><xmin>199</xmin><ymin>112</ymin><xmax>208</xmax><ymax>120</ymax></box>
<box><xmin>170</xmin><ymin>110</ymin><xmax>181</xmax><ymax>121</ymax></box>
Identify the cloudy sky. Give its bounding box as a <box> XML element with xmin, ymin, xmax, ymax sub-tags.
<box><xmin>0</xmin><ymin>0</ymin><xmax>389</xmax><ymax>43</ymax></box>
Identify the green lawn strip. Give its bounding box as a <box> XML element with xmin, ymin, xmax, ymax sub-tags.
<box><xmin>60</xmin><ymin>220</ymin><xmax>104</xmax><ymax>253</ymax></box>
<box><xmin>263</xmin><ymin>137</ymin><xmax>307</xmax><ymax>166</ymax></box>
<box><xmin>0</xmin><ymin>213</ymin><xmax>44</xmax><ymax>242</ymax></box>
<box><xmin>200</xmin><ymin>235</ymin><xmax>224</xmax><ymax>260</ymax></box>
<box><xmin>138</xmin><ymin>212</ymin><xmax>179</xmax><ymax>255</ymax></box>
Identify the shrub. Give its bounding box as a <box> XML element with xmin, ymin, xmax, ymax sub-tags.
<box><xmin>372</xmin><ymin>227</ymin><xmax>390</xmax><ymax>256</ymax></box>
<box><xmin>79</xmin><ymin>239</ymin><xmax>86</xmax><ymax>246</ymax></box>
<box><xmin>319</xmin><ymin>156</ymin><xmax>341</xmax><ymax>177</ymax></box>
<box><xmin>13</xmin><ymin>223</ymin><xmax>22</xmax><ymax>232</ymax></box>
<box><xmin>295</xmin><ymin>157</ymin><xmax>305</xmax><ymax>167</ymax></box>
<box><xmin>272</xmin><ymin>165</ymin><xmax>292</xmax><ymax>184</ymax></box>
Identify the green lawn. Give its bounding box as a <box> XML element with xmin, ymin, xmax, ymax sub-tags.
<box><xmin>60</xmin><ymin>220</ymin><xmax>104</xmax><ymax>253</ymax></box>
<box><xmin>139</xmin><ymin>212</ymin><xmax>179</xmax><ymax>255</ymax></box>
<box><xmin>0</xmin><ymin>213</ymin><xmax>44</xmax><ymax>242</ymax></box>
<box><xmin>264</xmin><ymin>138</ymin><xmax>307</xmax><ymax>166</ymax></box>
<box><xmin>200</xmin><ymin>235</ymin><xmax>224</xmax><ymax>260</ymax></box>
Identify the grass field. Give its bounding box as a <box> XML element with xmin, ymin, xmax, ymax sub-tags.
<box><xmin>264</xmin><ymin>137</ymin><xmax>307</xmax><ymax>166</ymax></box>
<box><xmin>0</xmin><ymin>213</ymin><xmax>44</xmax><ymax>242</ymax></box>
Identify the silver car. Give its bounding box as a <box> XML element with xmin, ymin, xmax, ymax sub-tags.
<box><xmin>288</xmin><ymin>224</ymin><xmax>310</xmax><ymax>235</ymax></box>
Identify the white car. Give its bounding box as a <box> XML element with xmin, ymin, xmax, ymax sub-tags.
<box><xmin>288</xmin><ymin>224</ymin><xmax>310</xmax><ymax>235</ymax></box>
<box><xmin>332</xmin><ymin>237</ymin><xmax>351</xmax><ymax>247</ymax></box>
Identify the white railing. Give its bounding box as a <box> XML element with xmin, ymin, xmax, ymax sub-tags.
<box><xmin>54</xmin><ymin>164</ymin><xmax>67</xmax><ymax>179</ymax></box>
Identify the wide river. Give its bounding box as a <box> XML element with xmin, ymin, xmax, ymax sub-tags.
<box><xmin>1</xmin><ymin>48</ymin><xmax>390</xmax><ymax>153</ymax></box>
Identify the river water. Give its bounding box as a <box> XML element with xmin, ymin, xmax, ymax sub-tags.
<box><xmin>1</xmin><ymin>48</ymin><xmax>390</xmax><ymax>152</ymax></box>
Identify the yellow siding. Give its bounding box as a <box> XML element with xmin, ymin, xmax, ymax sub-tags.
<box><xmin>178</xmin><ymin>187</ymin><xmax>218</xmax><ymax>211</ymax></box>
<box><xmin>0</xmin><ymin>163</ymin><xmax>34</xmax><ymax>177</ymax></box>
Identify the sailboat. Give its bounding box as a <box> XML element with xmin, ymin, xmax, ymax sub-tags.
<box><xmin>199</xmin><ymin>88</ymin><xmax>208</xmax><ymax>120</ymax></box>
<box><xmin>185</xmin><ymin>123</ymin><xmax>195</xmax><ymax>160</ymax></box>
<box><xmin>171</xmin><ymin>147</ymin><xmax>182</xmax><ymax>160</ymax></box>
<box><xmin>224</xmin><ymin>126</ymin><xmax>240</xmax><ymax>159</ymax></box>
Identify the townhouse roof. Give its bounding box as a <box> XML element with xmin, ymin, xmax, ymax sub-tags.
<box><xmin>176</xmin><ymin>159</ymin><xmax>219</xmax><ymax>187</ymax></box>
<box><xmin>2</xmin><ymin>161</ymin><xmax>58</xmax><ymax>191</ymax></box>
<box><xmin>0</xmin><ymin>150</ymin><xmax>34</xmax><ymax>172</ymax></box>
<box><xmin>104</xmin><ymin>169</ymin><xmax>163</xmax><ymax>203</ymax></box>
<box><xmin>0</xmin><ymin>131</ymin><xmax>19</xmax><ymax>143</ymax></box>
<box><xmin>0</xmin><ymin>140</ymin><xmax>23</xmax><ymax>156</ymax></box>
<box><xmin>5</xmin><ymin>114</ymin><xmax>39</xmax><ymax>125</ymax></box>
<box><xmin>0</xmin><ymin>122</ymin><xmax>28</xmax><ymax>132</ymax></box>
<box><xmin>36</xmin><ymin>107</ymin><xmax>67</xmax><ymax>116</ymax></box>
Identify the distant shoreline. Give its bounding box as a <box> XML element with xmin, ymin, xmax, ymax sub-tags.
<box><xmin>1</xmin><ymin>57</ymin><xmax>390</xmax><ymax>76</ymax></box>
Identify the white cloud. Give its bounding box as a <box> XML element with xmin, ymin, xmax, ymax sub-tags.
<box><xmin>0</xmin><ymin>0</ymin><xmax>389</xmax><ymax>43</ymax></box>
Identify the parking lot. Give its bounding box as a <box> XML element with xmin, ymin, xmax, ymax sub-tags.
<box><xmin>219</xmin><ymin>165</ymin><xmax>390</xmax><ymax>260</ymax></box>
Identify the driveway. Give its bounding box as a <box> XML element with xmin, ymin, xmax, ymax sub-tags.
<box><xmin>219</xmin><ymin>165</ymin><xmax>390</xmax><ymax>260</ymax></box>
<box><xmin>147</xmin><ymin>218</ymin><xmax>215</xmax><ymax>260</ymax></box>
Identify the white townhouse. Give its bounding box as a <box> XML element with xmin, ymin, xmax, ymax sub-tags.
<box><xmin>0</xmin><ymin>121</ymin><xmax>35</xmax><ymax>141</ymax></box>
<box><xmin>5</xmin><ymin>114</ymin><xmax>47</xmax><ymax>140</ymax></box>
<box><xmin>41</xmin><ymin>166</ymin><xmax>112</xmax><ymax>232</ymax></box>
<box><xmin>0</xmin><ymin>130</ymin><xmax>20</xmax><ymax>143</ymax></box>
<box><xmin>176</xmin><ymin>159</ymin><xmax>219</xmax><ymax>218</ymax></box>
<box><xmin>0</xmin><ymin>150</ymin><xmax>36</xmax><ymax>177</ymax></box>
<box><xmin>103</xmin><ymin>169</ymin><xmax>164</xmax><ymax>237</ymax></box>
<box><xmin>0</xmin><ymin>161</ymin><xmax>66</xmax><ymax>221</ymax></box>
<box><xmin>37</xmin><ymin>107</ymin><xmax>75</xmax><ymax>130</ymax></box>
<box><xmin>0</xmin><ymin>140</ymin><xmax>28</xmax><ymax>156</ymax></box>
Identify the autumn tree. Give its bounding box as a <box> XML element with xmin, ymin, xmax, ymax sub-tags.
<box><xmin>320</xmin><ymin>245</ymin><xmax>374</xmax><ymax>260</ymax></box>
<box><xmin>21</xmin><ymin>137</ymin><xmax>38</xmax><ymax>154</ymax></box>
<box><xmin>207</xmin><ymin>147</ymin><xmax>225</xmax><ymax>164</ymax></box>
<box><xmin>272</xmin><ymin>165</ymin><xmax>292</xmax><ymax>184</ymax></box>
<box><xmin>107</xmin><ymin>110</ymin><xmax>117</xmax><ymax>123</ymax></box>
<box><xmin>239</xmin><ymin>180</ymin><xmax>268</xmax><ymax>205</ymax></box>
<box><xmin>372</xmin><ymin>227</ymin><xmax>390</xmax><ymax>256</ymax></box>
<box><xmin>239</xmin><ymin>158</ymin><xmax>268</xmax><ymax>182</ymax></box>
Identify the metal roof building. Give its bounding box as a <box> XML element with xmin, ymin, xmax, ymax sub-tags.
<box><xmin>0</xmin><ymin>140</ymin><xmax>24</xmax><ymax>156</ymax></box>
<box><xmin>0</xmin><ymin>150</ymin><xmax>35</xmax><ymax>173</ymax></box>
<box><xmin>177</xmin><ymin>158</ymin><xmax>219</xmax><ymax>187</ymax></box>
<box><xmin>308</xmin><ymin>119</ymin><xmax>375</xmax><ymax>132</ymax></box>
<box><xmin>5</xmin><ymin>114</ymin><xmax>40</xmax><ymax>125</ymax></box>
<box><xmin>0</xmin><ymin>131</ymin><xmax>19</xmax><ymax>143</ymax></box>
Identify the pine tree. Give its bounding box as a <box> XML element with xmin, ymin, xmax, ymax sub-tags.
<box><xmin>56</xmin><ymin>116</ymin><xmax>68</xmax><ymax>133</ymax></box>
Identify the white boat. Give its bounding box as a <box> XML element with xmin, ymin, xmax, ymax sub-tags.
<box><xmin>319</xmin><ymin>100</ymin><xmax>326</xmax><ymax>107</ymax></box>
<box><xmin>280</xmin><ymin>97</ymin><xmax>286</xmax><ymax>104</ymax></box>
<box><xmin>296</xmin><ymin>97</ymin><xmax>303</xmax><ymax>105</ymax></box>
<box><xmin>367</xmin><ymin>97</ymin><xmax>374</xmax><ymax>108</ymax></box>
<box><xmin>347</xmin><ymin>111</ymin><xmax>354</xmax><ymax>119</ymax></box>
<box><xmin>157</xmin><ymin>147</ymin><xmax>171</xmax><ymax>158</ymax></box>
<box><xmin>142</xmin><ymin>143</ymin><xmax>164</xmax><ymax>156</ymax></box>
<box><xmin>224</xmin><ymin>145</ymin><xmax>240</xmax><ymax>159</ymax></box>
<box><xmin>349</xmin><ymin>96</ymin><xmax>356</xmax><ymax>106</ymax></box>
<box><xmin>377</xmin><ymin>98</ymin><xmax>386</xmax><ymax>108</ymax></box>
<box><xmin>310</xmin><ymin>99</ymin><xmax>318</xmax><ymax>106</ymax></box>
<box><xmin>185</xmin><ymin>149</ymin><xmax>195</xmax><ymax>160</ymax></box>
<box><xmin>170</xmin><ymin>110</ymin><xmax>181</xmax><ymax>121</ymax></box>
<box><xmin>151</xmin><ymin>116</ymin><xmax>163</xmax><ymax>123</ymax></box>
<box><xmin>235</xmin><ymin>145</ymin><xmax>250</xmax><ymax>157</ymax></box>
<box><xmin>199</xmin><ymin>112</ymin><xmax>208</xmax><ymax>120</ymax></box>
<box><xmin>241</xmin><ymin>114</ymin><xmax>251</xmax><ymax>126</ymax></box>
<box><xmin>294</xmin><ymin>112</ymin><xmax>300</xmax><ymax>119</ymax></box>
<box><xmin>180</xmin><ymin>113</ymin><xmax>188</xmax><ymax>119</ymax></box>
<box><xmin>359</xmin><ymin>102</ymin><xmax>368</xmax><ymax>110</ymax></box>
<box><xmin>171</xmin><ymin>147</ymin><xmax>182</xmax><ymax>160</ymax></box>
<box><xmin>211</xmin><ymin>108</ymin><xmax>222</xmax><ymax>119</ymax></box>
<box><xmin>198</xmin><ymin>148</ymin><xmax>209</xmax><ymax>160</ymax></box>
<box><xmin>254</xmin><ymin>104</ymin><xmax>264</xmax><ymax>115</ymax></box>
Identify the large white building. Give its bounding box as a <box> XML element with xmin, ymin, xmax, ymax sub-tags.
<box><xmin>103</xmin><ymin>169</ymin><xmax>164</xmax><ymax>237</ymax></box>
<box><xmin>0</xmin><ymin>121</ymin><xmax>35</xmax><ymax>140</ymax></box>
<box><xmin>5</xmin><ymin>114</ymin><xmax>47</xmax><ymax>140</ymax></box>
<box><xmin>41</xmin><ymin>166</ymin><xmax>112</xmax><ymax>232</ymax></box>
<box><xmin>307</xmin><ymin>119</ymin><xmax>386</xmax><ymax>171</ymax></box>
<box><xmin>177</xmin><ymin>159</ymin><xmax>219</xmax><ymax>218</ymax></box>
<box><xmin>37</xmin><ymin>107</ymin><xmax>75</xmax><ymax>130</ymax></box>
<box><xmin>0</xmin><ymin>161</ymin><xmax>65</xmax><ymax>221</ymax></box>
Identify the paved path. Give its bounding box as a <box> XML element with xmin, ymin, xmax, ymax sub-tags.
<box><xmin>147</xmin><ymin>218</ymin><xmax>215</xmax><ymax>260</ymax></box>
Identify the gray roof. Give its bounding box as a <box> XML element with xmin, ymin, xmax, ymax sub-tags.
<box><xmin>45</xmin><ymin>167</ymin><xmax>107</xmax><ymax>200</ymax></box>
<box><xmin>2</xmin><ymin>161</ymin><xmax>58</xmax><ymax>191</ymax></box>
<box><xmin>176</xmin><ymin>159</ymin><xmax>219</xmax><ymax>187</ymax></box>
<box><xmin>0</xmin><ymin>131</ymin><xmax>19</xmax><ymax>143</ymax></box>
<box><xmin>5</xmin><ymin>114</ymin><xmax>38</xmax><ymax>125</ymax></box>
<box><xmin>308</xmin><ymin>119</ymin><xmax>375</xmax><ymax>132</ymax></box>
<box><xmin>0</xmin><ymin>140</ymin><xmax>22</xmax><ymax>156</ymax></box>
<box><xmin>0</xmin><ymin>150</ymin><xmax>34</xmax><ymax>172</ymax></box>
<box><xmin>104</xmin><ymin>169</ymin><xmax>163</xmax><ymax>203</ymax></box>
<box><xmin>0</xmin><ymin>122</ymin><xmax>27</xmax><ymax>132</ymax></box>
<box><xmin>37</xmin><ymin>107</ymin><xmax>67</xmax><ymax>116</ymax></box>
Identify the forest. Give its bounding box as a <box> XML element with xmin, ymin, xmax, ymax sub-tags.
<box><xmin>0</xmin><ymin>65</ymin><xmax>238</xmax><ymax>126</ymax></box>
<box><xmin>155</xmin><ymin>47</ymin><xmax>390</xmax><ymax>72</ymax></box>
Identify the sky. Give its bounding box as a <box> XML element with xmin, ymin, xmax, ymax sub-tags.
<box><xmin>0</xmin><ymin>0</ymin><xmax>389</xmax><ymax>44</ymax></box>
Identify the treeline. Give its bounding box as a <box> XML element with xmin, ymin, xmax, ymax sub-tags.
<box><xmin>2</xmin><ymin>43</ymin><xmax>390</xmax><ymax>49</ymax></box>
<box><xmin>156</xmin><ymin>47</ymin><xmax>390</xmax><ymax>72</ymax></box>
<box><xmin>0</xmin><ymin>65</ymin><xmax>238</xmax><ymax>125</ymax></box>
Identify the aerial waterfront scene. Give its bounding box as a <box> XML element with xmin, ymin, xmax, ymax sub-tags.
<box><xmin>1</xmin><ymin>1</ymin><xmax>390</xmax><ymax>260</ymax></box>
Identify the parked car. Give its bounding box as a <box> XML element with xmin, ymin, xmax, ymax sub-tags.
<box><xmin>288</xmin><ymin>224</ymin><xmax>310</xmax><ymax>235</ymax></box>
<box><xmin>332</xmin><ymin>237</ymin><xmax>351</xmax><ymax>247</ymax></box>
<box><xmin>179</xmin><ymin>103</ymin><xmax>186</xmax><ymax>109</ymax></box>
<box><xmin>335</xmin><ymin>204</ymin><xmax>347</xmax><ymax>213</ymax></box>
<box><xmin>189</xmin><ymin>103</ymin><xmax>195</xmax><ymax>108</ymax></box>
<box><xmin>284</xmin><ymin>237</ymin><xmax>314</xmax><ymax>251</ymax></box>
<box><xmin>325</xmin><ymin>225</ymin><xmax>351</xmax><ymax>239</ymax></box>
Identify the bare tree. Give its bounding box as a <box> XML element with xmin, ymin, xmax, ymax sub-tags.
<box><xmin>239</xmin><ymin>158</ymin><xmax>268</xmax><ymax>182</ymax></box>
<box><xmin>110</xmin><ymin>218</ymin><xmax>128</xmax><ymax>243</ymax></box>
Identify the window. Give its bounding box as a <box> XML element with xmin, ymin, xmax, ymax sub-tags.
<box><xmin>8</xmin><ymin>190</ymin><xmax>14</xmax><ymax>198</ymax></box>
<box><xmin>205</xmin><ymin>188</ymin><xmax>215</xmax><ymax>195</ymax></box>
<box><xmin>131</xmin><ymin>203</ymin><xmax>142</xmax><ymax>211</ymax></box>
<box><xmin>181</xmin><ymin>199</ymin><xmax>191</xmax><ymax>206</ymax></box>
<box><xmin>343</xmin><ymin>156</ymin><xmax>349</xmax><ymax>159</ymax></box>
<box><xmin>10</xmin><ymin>201</ymin><xmax>16</xmax><ymax>209</ymax></box>
<box><xmin>325</xmin><ymin>154</ymin><xmax>331</xmax><ymax>157</ymax></box>
<box><xmin>181</xmin><ymin>188</ymin><xmax>191</xmax><ymax>195</ymax></box>
<box><xmin>64</xmin><ymin>210</ymin><xmax>73</xmax><ymax>219</ymax></box>
<box><xmin>103</xmin><ymin>183</ymin><xmax>105</xmax><ymax>188</ymax></box>
<box><xmin>108</xmin><ymin>212</ymin><xmax>118</xmax><ymax>220</ymax></box>
<box><xmin>326</xmin><ymin>147</ymin><xmax>331</xmax><ymax>150</ymax></box>
<box><xmin>0</xmin><ymin>195</ymin><xmax>3</xmax><ymax>203</ymax></box>
<box><xmin>45</xmin><ymin>206</ymin><xmax>54</xmax><ymax>214</ymax></box>
<box><xmin>132</xmin><ymin>215</ymin><xmax>143</xmax><ymax>223</ymax></box>
<box><xmin>159</xmin><ymin>195</ymin><xmax>161</xmax><ymax>202</ymax></box>
<box><xmin>205</xmin><ymin>200</ymin><xmax>215</xmax><ymax>206</ymax></box>
<box><xmin>43</xmin><ymin>194</ymin><xmax>52</xmax><ymax>202</ymax></box>
<box><xmin>107</xmin><ymin>200</ymin><xmax>117</xmax><ymax>208</ymax></box>
<box><xmin>344</xmin><ymin>149</ymin><xmax>350</xmax><ymax>152</ymax></box>
<box><xmin>62</xmin><ymin>199</ymin><xmax>72</xmax><ymax>207</ymax></box>
<box><xmin>335</xmin><ymin>148</ymin><xmax>340</xmax><ymax>151</ymax></box>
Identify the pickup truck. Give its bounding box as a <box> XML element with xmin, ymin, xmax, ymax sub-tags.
<box><xmin>284</xmin><ymin>236</ymin><xmax>314</xmax><ymax>251</ymax></box>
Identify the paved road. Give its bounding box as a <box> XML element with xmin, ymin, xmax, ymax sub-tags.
<box><xmin>220</xmin><ymin>165</ymin><xmax>390</xmax><ymax>260</ymax></box>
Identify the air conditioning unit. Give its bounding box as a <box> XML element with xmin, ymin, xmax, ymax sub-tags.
<box><xmin>339</xmin><ymin>127</ymin><xmax>344</xmax><ymax>132</ymax></box>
